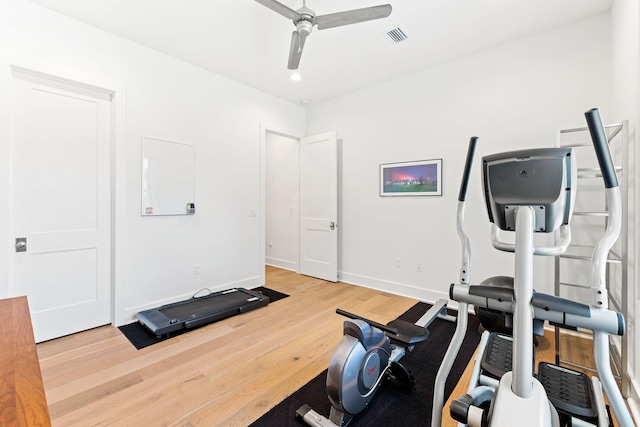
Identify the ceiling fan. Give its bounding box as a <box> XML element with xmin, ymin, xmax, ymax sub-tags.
<box><xmin>255</xmin><ymin>0</ymin><xmax>392</xmax><ymax>70</ymax></box>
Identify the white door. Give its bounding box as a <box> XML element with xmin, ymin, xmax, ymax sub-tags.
<box><xmin>299</xmin><ymin>132</ymin><xmax>338</xmax><ymax>282</ymax></box>
<box><xmin>9</xmin><ymin>68</ymin><xmax>112</xmax><ymax>342</ymax></box>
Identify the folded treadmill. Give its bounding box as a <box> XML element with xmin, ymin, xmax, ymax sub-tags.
<box><xmin>136</xmin><ymin>288</ymin><xmax>269</xmax><ymax>338</ymax></box>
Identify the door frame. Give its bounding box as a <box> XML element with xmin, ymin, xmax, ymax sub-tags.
<box><xmin>259</xmin><ymin>122</ymin><xmax>303</xmax><ymax>286</ymax></box>
<box><xmin>2</xmin><ymin>56</ymin><xmax>127</xmax><ymax>327</ymax></box>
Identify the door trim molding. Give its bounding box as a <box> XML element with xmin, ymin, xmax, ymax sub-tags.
<box><xmin>10</xmin><ymin>64</ymin><xmax>115</xmax><ymax>97</ymax></box>
<box><xmin>259</xmin><ymin>122</ymin><xmax>303</xmax><ymax>286</ymax></box>
<box><xmin>5</xmin><ymin>56</ymin><xmax>128</xmax><ymax>326</ymax></box>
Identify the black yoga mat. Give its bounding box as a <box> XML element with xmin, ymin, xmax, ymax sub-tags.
<box><xmin>118</xmin><ymin>286</ymin><xmax>288</xmax><ymax>350</ymax></box>
<box><xmin>250</xmin><ymin>302</ymin><xmax>481</xmax><ymax>426</ymax></box>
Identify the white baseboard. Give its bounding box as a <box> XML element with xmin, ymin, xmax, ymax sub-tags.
<box><xmin>339</xmin><ymin>271</ymin><xmax>459</xmax><ymax>310</ymax></box>
<box><xmin>626</xmin><ymin>371</ymin><xmax>640</xmax><ymax>424</ymax></box>
<box><xmin>265</xmin><ymin>257</ymin><xmax>297</xmax><ymax>271</ymax></box>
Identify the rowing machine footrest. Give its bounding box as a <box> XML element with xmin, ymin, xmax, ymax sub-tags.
<box><xmin>481</xmin><ymin>333</ymin><xmax>513</xmax><ymax>379</ymax></box>
<box><xmin>387</xmin><ymin>361</ymin><xmax>415</xmax><ymax>387</ymax></box>
<box><xmin>538</xmin><ymin>362</ymin><xmax>598</xmax><ymax>420</ymax></box>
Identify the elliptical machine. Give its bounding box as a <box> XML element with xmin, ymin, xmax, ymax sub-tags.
<box><xmin>431</xmin><ymin>108</ymin><xmax>635</xmax><ymax>427</ymax></box>
<box><xmin>297</xmin><ymin>300</ymin><xmax>454</xmax><ymax>426</ymax></box>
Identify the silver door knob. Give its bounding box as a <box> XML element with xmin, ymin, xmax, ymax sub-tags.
<box><xmin>15</xmin><ymin>238</ymin><xmax>27</xmax><ymax>252</ymax></box>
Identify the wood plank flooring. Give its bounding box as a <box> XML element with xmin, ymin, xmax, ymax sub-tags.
<box><xmin>37</xmin><ymin>266</ymin><xmax>627</xmax><ymax>426</ymax></box>
<box><xmin>37</xmin><ymin>266</ymin><xmax>418</xmax><ymax>426</ymax></box>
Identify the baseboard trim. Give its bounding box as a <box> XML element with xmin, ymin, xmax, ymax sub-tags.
<box><xmin>265</xmin><ymin>258</ymin><xmax>297</xmax><ymax>271</ymax></box>
<box><xmin>626</xmin><ymin>371</ymin><xmax>640</xmax><ymax>424</ymax></box>
<box><xmin>339</xmin><ymin>271</ymin><xmax>459</xmax><ymax>310</ymax></box>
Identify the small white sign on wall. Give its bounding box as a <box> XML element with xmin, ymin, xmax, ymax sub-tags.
<box><xmin>141</xmin><ymin>136</ymin><xmax>195</xmax><ymax>216</ymax></box>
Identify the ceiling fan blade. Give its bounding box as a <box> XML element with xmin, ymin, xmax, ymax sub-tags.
<box><xmin>298</xmin><ymin>30</ymin><xmax>309</xmax><ymax>51</ymax></box>
<box><xmin>255</xmin><ymin>0</ymin><xmax>301</xmax><ymax>20</ymax></box>
<box><xmin>288</xmin><ymin>31</ymin><xmax>303</xmax><ymax>70</ymax></box>
<box><xmin>315</xmin><ymin>4</ymin><xmax>392</xmax><ymax>30</ymax></box>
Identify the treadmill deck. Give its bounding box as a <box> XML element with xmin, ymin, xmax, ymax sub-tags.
<box><xmin>136</xmin><ymin>288</ymin><xmax>269</xmax><ymax>337</ymax></box>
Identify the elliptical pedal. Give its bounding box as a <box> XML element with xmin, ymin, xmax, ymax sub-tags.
<box><xmin>481</xmin><ymin>332</ymin><xmax>513</xmax><ymax>379</ymax></box>
<box><xmin>538</xmin><ymin>362</ymin><xmax>598</xmax><ymax>421</ymax></box>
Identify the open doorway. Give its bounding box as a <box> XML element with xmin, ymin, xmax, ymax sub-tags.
<box><xmin>260</xmin><ymin>125</ymin><xmax>338</xmax><ymax>286</ymax></box>
<box><xmin>264</xmin><ymin>131</ymin><xmax>300</xmax><ymax>272</ymax></box>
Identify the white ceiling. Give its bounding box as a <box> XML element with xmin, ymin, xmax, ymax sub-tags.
<box><xmin>28</xmin><ymin>0</ymin><xmax>612</xmax><ymax>106</ymax></box>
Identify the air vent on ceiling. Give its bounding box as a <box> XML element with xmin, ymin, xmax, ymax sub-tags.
<box><xmin>384</xmin><ymin>27</ymin><xmax>408</xmax><ymax>44</ymax></box>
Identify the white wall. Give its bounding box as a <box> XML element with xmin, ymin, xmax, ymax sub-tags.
<box><xmin>0</xmin><ymin>0</ymin><xmax>306</xmax><ymax>324</ymax></box>
<box><xmin>611</xmin><ymin>0</ymin><xmax>639</xmax><ymax>417</ymax></box>
<box><xmin>306</xmin><ymin>14</ymin><xmax>612</xmax><ymax>304</ymax></box>
<box><xmin>265</xmin><ymin>132</ymin><xmax>300</xmax><ymax>270</ymax></box>
<box><xmin>0</xmin><ymin>1</ymin><xmax>636</xmax><ymax>415</ymax></box>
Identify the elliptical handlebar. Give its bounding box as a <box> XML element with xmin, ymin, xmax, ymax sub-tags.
<box><xmin>490</xmin><ymin>223</ymin><xmax>572</xmax><ymax>256</ymax></box>
<box><xmin>584</xmin><ymin>108</ymin><xmax>634</xmax><ymax>427</ymax></box>
<box><xmin>458</xmin><ymin>137</ymin><xmax>478</xmax><ymax>285</ymax></box>
<box><xmin>431</xmin><ymin>136</ymin><xmax>479</xmax><ymax>427</ymax></box>
<box><xmin>584</xmin><ymin>108</ymin><xmax>619</xmax><ymax>189</ymax></box>
<box><xmin>584</xmin><ymin>108</ymin><xmax>623</xmax><ymax>301</ymax></box>
<box><xmin>458</xmin><ymin>136</ymin><xmax>479</xmax><ymax>202</ymax></box>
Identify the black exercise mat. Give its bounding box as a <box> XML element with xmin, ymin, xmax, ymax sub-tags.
<box><xmin>250</xmin><ymin>302</ymin><xmax>481</xmax><ymax>426</ymax></box>
<box><xmin>119</xmin><ymin>286</ymin><xmax>289</xmax><ymax>350</ymax></box>
<box><xmin>252</xmin><ymin>286</ymin><xmax>289</xmax><ymax>303</ymax></box>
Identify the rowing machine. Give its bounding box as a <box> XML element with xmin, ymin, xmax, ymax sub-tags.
<box><xmin>297</xmin><ymin>300</ymin><xmax>454</xmax><ymax>427</ymax></box>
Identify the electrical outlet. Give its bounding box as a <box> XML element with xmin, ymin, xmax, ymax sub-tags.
<box><xmin>395</xmin><ymin>258</ymin><xmax>401</xmax><ymax>268</ymax></box>
<box><xmin>416</xmin><ymin>262</ymin><xmax>423</xmax><ymax>272</ymax></box>
<box><xmin>194</xmin><ymin>264</ymin><xmax>200</xmax><ymax>275</ymax></box>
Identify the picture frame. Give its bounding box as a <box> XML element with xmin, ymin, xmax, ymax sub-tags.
<box><xmin>380</xmin><ymin>159</ymin><xmax>442</xmax><ymax>196</ymax></box>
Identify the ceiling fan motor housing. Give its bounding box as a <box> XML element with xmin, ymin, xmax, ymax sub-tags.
<box><xmin>296</xmin><ymin>19</ymin><xmax>314</xmax><ymax>36</ymax></box>
<box><xmin>294</xmin><ymin>8</ymin><xmax>315</xmax><ymax>35</ymax></box>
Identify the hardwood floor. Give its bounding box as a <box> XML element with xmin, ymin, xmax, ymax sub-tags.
<box><xmin>37</xmin><ymin>266</ymin><xmax>418</xmax><ymax>426</ymax></box>
<box><xmin>37</xmin><ymin>266</ymin><xmax>627</xmax><ymax>426</ymax></box>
